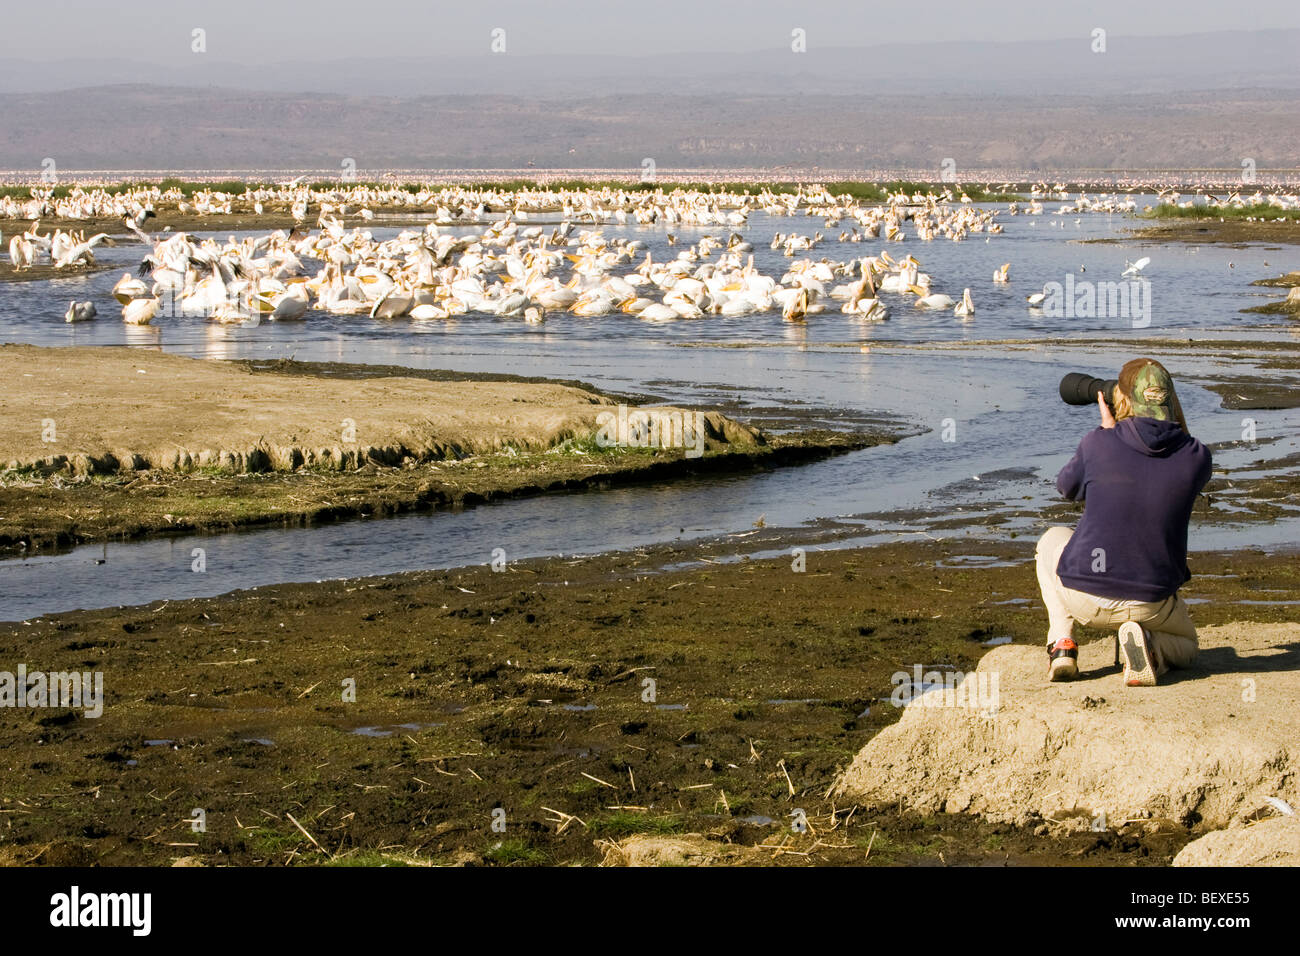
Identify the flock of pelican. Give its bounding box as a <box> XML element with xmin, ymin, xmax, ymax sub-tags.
<box><xmin>87</xmin><ymin>218</ymin><xmax>982</xmax><ymax>327</ymax></box>
<box><xmin>0</xmin><ymin>183</ymin><xmax>1025</xmax><ymax>327</ymax></box>
<box><xmin>7</xmin><ymin>222</ymin><xmax>117</xmax><ymax>271</ymax></box>
<box><xmin>0</xmin><ymin>179</ymin><xmax>1265</xmax><ymax>328</ymax></box>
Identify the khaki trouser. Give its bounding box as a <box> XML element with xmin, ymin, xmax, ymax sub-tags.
<box><xmin>1035</xmin><ymin>526</ymin><xmax>1199</xmax><ymax>675</ymax></box>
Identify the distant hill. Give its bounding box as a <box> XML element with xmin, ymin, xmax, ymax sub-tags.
<box><xmin>3</xmin><ymin>30</ymin><xmax>1299</xmax><ymax>174</ymax></box>
<box><xmin>3</xmin><ymin>85</ymin><xmax>1297</xmax><ymax>173</ymax></box>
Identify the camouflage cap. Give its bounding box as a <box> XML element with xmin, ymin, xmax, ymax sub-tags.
<box><xmin>1126</xmin><ymin>362</ymin><xmax>1174</xmax><ymax>420</ymax></box>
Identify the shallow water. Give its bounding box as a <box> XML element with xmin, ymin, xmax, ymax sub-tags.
<box><xmin>2</xmin><ymin>202</ymin><xmax>1297</xmax><ymax>620</ymax></box>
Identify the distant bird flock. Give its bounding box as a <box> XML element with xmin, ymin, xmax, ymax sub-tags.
<box><xmin>2</xmin><ymin>181</ymin><xmax>1296</xmax><ymax>327</ymax></box>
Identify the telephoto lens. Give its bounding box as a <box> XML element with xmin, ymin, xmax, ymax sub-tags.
<box><xmin>1059</xmin><ymin>372</ymin><xmax>1119</xmax><ymax>408</ymax></box>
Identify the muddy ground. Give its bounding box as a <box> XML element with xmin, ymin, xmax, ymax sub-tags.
<box><xmin>3</xmin><ymin>537</ymin><xmax>1293</xmax><ymax>867</ymax></box>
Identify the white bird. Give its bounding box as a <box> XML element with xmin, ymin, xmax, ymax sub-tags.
<box><xmin>8</xmin><ymin>233</ymin><xmax>34</xmax><ymax>270</ymax></box>
<box><xmin>54</xmin><ymin>232</ymin><xmax>114</xmax><ymax>268</ymax></box>
<box><xmin>954</xmin><ymin>288</ymin><xmax>975</xmax><ymax>317</ymax></box>
<box><xmin>1122</xmin><ymin>256</ymin><xmax>1150</xmax><ymax>278</ymax></box>
<box><xmin>781</xmin><ymin>287</ymin><xmax>810</xmax><ymax>322</ymax></box>
<box><xmin>260</xmin><ymin>284</ymin><xmax>310</xmax><ymax>321</ymax></box>
<box><xmin>410</xmin><ymin>303</ymin><xmax>450</xmax><ymax>320</ymax></box>
<box><xmin>911</xmin><ymin>286</ymin><xmax>955</xmax><ymax>310</ymax></box>
<box><xmin>639</xmin><ymin>303</ymin><xmax>679</xmax><ymax>321</ymax></box>
<box><xmin>113</xmin><ymin>272</ymin><xmax>148</xmax><ymax>303</ymax></box>
<box><xmin>369</xmin><ymin>288</ymin><xmax>413</xmax><ymax>319</ymax></box>
<box><xmin>65</xmin><ymin>300</ymin><xmax>97</xmax><ymax>323</ymax></box>
<box><xmin>122</xmin><ymin>296</ymin><xmax>160</xmax><ymax>325</ymax></box>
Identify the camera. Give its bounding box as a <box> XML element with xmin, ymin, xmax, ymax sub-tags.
<box><xmin>1059</xmin><ymin>372</ymin><xmax>1119</xmax><ymax>410</ymax></box>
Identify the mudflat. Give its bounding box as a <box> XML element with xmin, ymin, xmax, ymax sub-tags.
<box><xmin>0</xmin><ymin>538</ymin><xmax>1293</xmax><ymax>867</ymax></box>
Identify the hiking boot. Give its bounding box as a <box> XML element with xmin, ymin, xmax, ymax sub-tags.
<box><xmin>1048</xmin><ymin>637</ymin><xmax>1079</xmax><ymax>681</ymax></box>
<box><xmin>1119</xmin><ymin>622</ymin><xmax>1158</xmax><ymax>687</ymax></box>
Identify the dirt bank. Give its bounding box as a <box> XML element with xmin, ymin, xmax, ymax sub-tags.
<box><xmin>0</xmin><ymin>538</ymin><xmax>1293</xmax><ymax>866</ymax></box>
<box><xmin>834</xmin><ymin>620</ymin><xmax>1299</xmax><ymax>841</ymax></box>
<box><xmin>0</xmin><ymin>346</ymin><xmax>898</xmax><ymax>553</ymax></box>
<box><xmin>1241</xmin><ymin>286</ymin><xmax>1300</xmax><ymax>317</ymax></box>
<box><xmin>1174</xmin><ymin>814</ymin><xmax>1300</xmax><ymax>867</ymax></box>
<box><xmin>1125</xmin><ymin>220</ymin><xmax>1300</xmax><ymax>245</ymax></box>
<box><xmin>0</xmin><ymin>261</ymin><xmax>114</xmax><ymax>285</ymax></box>
<box><xmin>0</xmin><ymin>343</ymin><xmax>652</xmax><ymax>474</ymax></box>
<box><xmin>1250</xmin><ymin>271</ymin><xmax>1300</xmax><ymax>288</ymax></box>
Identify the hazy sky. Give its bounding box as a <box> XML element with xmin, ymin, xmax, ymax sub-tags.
<box><xmin>4</xmin><ymin>0</ymin><xmax>1299</xmax><ymax>61</ymax></box>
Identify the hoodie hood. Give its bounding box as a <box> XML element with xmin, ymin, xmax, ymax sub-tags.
<box><xmin>1115</xmin><ymin>416</ymin><xmax>1190</xmax><ymax>457</ymax></box>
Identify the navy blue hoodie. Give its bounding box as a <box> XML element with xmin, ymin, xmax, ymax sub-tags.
<box><xmin>1055</xmin><ymin>417</ymin><xmax>1212</xmax><ymax>602</ymax></box>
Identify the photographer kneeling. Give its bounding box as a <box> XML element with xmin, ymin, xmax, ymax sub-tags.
<box><xmin>1037</xmin><ymin>358</ymin><xmax>1212</xmax><ymax>686</ymax></box>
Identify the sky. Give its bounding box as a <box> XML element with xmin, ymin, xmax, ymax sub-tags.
<box><xmin>3</xmin><ymin>0</ymin><xmax>1299</xmax><ymax>62</ymax></box>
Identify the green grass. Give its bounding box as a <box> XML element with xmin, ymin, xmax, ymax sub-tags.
<box><xmin>0</xmin><ymin>184</ymin><xmax>74</xmax><ymax>199</ymax></box>
<box><xmin>242</xmin><ymin>827</ymin><xmax>308</xmax><ymax>858</ymax></box>
<box><xmin>156</xmin><ymin>178</ymin><xmax>253</xmax><ymax>197</ymax></box>
<box><xmin>1145</xmin><ymin>202</ymin><xmax>1300</xmax><ymax>221</ymax></box>
<box><xmin>456</xmin><ymin>178</ymin><xmax>1022</xmax><ymax>203</ymax></box>
<box><xmin>483</xmin><ymin>838</ymin><xmax>549</xmax><ymax>865</ymax></box>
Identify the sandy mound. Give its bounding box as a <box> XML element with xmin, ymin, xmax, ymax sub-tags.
<box><xmin>599</xmin><ymin>834</ymin><xmax>765</xmax><ymax>866</ymax></box>
<box><xmin>1174</xmin><ymin>813</ymin><xmax>1300</xmax><ymax>867</ymax></box>
<box><xmin>0</xmin><ymin>345</ymin><xmax>761</xmax><ymax>475</ymax></box>
<box><xmin>834</xmin><ymin>623</ymin><xmax>1300</xmax><ymax>833</ymax></box>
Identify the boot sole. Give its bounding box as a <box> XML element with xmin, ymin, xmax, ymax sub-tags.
<box><xmin>1049</xmin><ymin>656</ymin><xmax>1078</xmax><ymax>681</ymax></box>
<box><xmin>1120</xmin><ymin>623</ymin><xmax>1158</xmax><ymax>687</ymax></box>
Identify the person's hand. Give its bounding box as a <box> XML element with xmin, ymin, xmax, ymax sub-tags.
<box><xmin>1097</xmin><ymin>391</ymin><xmax>1116</xmax><ymax>429</ymax></box>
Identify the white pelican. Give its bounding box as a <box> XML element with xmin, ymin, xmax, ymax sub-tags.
<box><xmin>122</xmin><ymin>296</ymin><xmax>160</xmax><ymax>325</ymax></box>
<box><xmin>112</xmin><ymin>273</ymin><xmax>147</xmax><ymax>303</ymax></box>
<box><xmin>65</xmin><ymin>300</ymin><xmax>97</xmax><ymax>323</ymax></box>
<box><xmin>844</xmin><ymin>295</ymin><xmax>887</xmax><ymax>320</ymax></box>
<box><xmin>8</xmin><ymin>234</ymin><xmax>34</xmax><ymax>270</ymax></box>
<box><xmin>954</xmin><ymin>288</ymin><xmax>975</xmax><ymax>317</ymax></box>
<box><xmin>993</xmin><ymin>263</ymin><xmax>1010</xmax><ymax>283</ymax></box>
<box><xmin>370</xmin><ymin>288</ymin><xmax>413</xmax><ymax>319</ymax></box>
<box><xmin>782</xmin><ymin>287</ymin><xmax>810</xmax><ymax>322</ymax></box>
<box><xmin>54</xmin><ymin>232</ymin><xmax>114</xmax><ymax>268</ymax></box>
<box><xmin>911</xmin><ymin>286</ymin><xmax>955</xmax><ymax>310</ymax></box>
<box><xmin>410</xmin><ymin>303</ymin><xmax>451</xmax><ymax>320</ymax></box>
<box><xmin>639</xmin><ymin>303</ymin><xmax>679</xmax><ymax>321</ymax></box>
<box><xmin>260</xmin><ymin>284</ymin><xmax>310</xmax><ymax>320</ymax></box>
